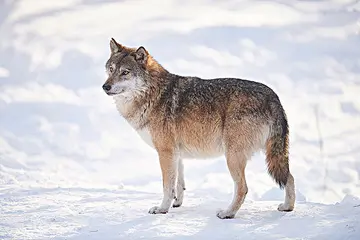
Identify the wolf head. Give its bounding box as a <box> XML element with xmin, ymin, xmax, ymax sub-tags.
<box><xmin>102</xmin><ymin>38</ymin><xmax>151</xmax><ymax>97</ymax></box>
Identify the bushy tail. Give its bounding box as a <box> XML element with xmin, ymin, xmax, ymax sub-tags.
<box><xmin>265</xmin><ymin>111</ymin><xmax>290</xmax><ymax>189</ymax></box>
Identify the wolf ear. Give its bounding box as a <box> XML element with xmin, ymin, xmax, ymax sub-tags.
<box><xmin>132</xmin><ymin>46</ymin><xmax>148</xmax><ymax>65</ymax></box>
<box><xmin>110</xmin><ymin>38</ymin><xmax>123</xmax><ymax>54</ymax></box>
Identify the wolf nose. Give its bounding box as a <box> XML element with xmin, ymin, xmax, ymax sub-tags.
<box><xmin>102</xmin><ymin>84</ymin><xmax>111</xmax><ymax>91</ymax></box>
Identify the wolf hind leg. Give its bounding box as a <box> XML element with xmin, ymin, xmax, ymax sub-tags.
<box><xmin>217</xmin><ymin>149</ymin><xmax>248</xmax><ymax>219</ymax></box>
<box><xmin>278</xmin><ymin>172</ymin><xmax>295</xmax><ymax>211</ymax></box>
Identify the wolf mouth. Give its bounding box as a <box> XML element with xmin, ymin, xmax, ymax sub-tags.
<box><xmin>106</xmin><ymin>89</ymin><xmax>125</xmax><ymax>96</ymax></box>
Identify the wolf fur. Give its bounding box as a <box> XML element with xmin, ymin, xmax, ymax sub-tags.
<box><xmin>102</xmin><ymin>38</ymin><xmax>295</xmax><ymax>219</ymax></box>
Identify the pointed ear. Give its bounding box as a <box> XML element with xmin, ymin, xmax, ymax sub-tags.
<box><xmin>133</xmin><ymin>46</ymin><xmax>148</xmax><ymax>65</ymax></box>
<box><xmin>110</xmin><ymin>38</ymin><xmax>123</xmax><ymax>54</ymax></box>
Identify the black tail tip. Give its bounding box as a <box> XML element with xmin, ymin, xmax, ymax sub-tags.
<box><xmin>273</xmin><ymin>173</ymin><xmax>289</xmax><ymax>190</ymax></box>
<box><xmin>278</xmin><ymin>182</ymin><xmax>286</xmax><ymax>190</ymax></box>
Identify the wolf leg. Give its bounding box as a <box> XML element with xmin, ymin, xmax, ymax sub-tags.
<box><xmin>149</xmin><ymin>150</ymin><xmax>178</xmax><ymax>214</ymax></box>
<box><xmin>278</xmin><ymin>172</ymin><xmax>295</xmax><ymax>211</ymax></box>
<box><xmin>217</xmin><ymin>150</ymin><xmax>248</xmax><ymax>219</ymax></box>
<box><xmin>173</xmin><ymin>159</ymin><xmax>185</xmax><ymax>208</ymax></box>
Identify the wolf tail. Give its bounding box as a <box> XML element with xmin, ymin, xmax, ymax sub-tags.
<box><xmin>265</xmin><ymin>107</ymin><xmax>290</xmax><ymax>189</ymax></box>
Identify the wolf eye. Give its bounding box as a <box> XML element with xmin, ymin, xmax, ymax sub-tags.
<box><xmin>109</xmin><ymin>66</ymin><xmax>114</xmax><ymax>73</ymax></box>
<box><xmin>121</xmin><ymin>70</ymin><xmax>130</xmax><ymax>76</ymax></box>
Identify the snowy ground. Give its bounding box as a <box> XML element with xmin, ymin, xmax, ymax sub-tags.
<box><xmin>1</xmin><ymin>0</ymin><xmax>360</xmax><ymax>239</ymax></box>
<box><xmin>1</xmin><ymin>187</ymin><xmax>360</xmax><ymax>240</ymax></box>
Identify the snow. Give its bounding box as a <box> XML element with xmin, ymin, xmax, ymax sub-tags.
<box><xmin>1</xmin><ymin>0</ymin><xmax>360</xmax><ymax>239</ymax></box>
<box><xmin>1</xmin><ymin>188</ymin><xmax>359</xmax><ymax>239</ymax></box>
<box><xmin>0</xmin><ymin>67</ymin><xmax>9</xmax><ymax>78</ymax></box>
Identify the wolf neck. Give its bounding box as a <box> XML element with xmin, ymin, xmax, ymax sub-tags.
<box><xmin>113</xmin><ymin>70</ymin><xmax>173</xmax><ymax>130</ymax></box>
<box><xmin>113</xmin><ymin>92</ymin><xmax>151</xmax><ymax>130</ymax></box>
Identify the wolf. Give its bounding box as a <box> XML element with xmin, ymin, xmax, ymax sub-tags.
<box><xmin>102</xmin><ymin>38</ymin><xmax>295</xmax><ymax>219</ymax></box>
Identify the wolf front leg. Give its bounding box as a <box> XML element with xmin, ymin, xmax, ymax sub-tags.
<box><xmin>173</xmin><ymin>159</ymin><xmax>185</xmax><ymax>208</ymax></box>
<box><xmin>148</xmin><ymin>149</ymin><xmax>178</xmax><ymax>214</ymax></box>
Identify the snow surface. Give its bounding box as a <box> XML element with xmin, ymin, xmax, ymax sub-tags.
<box><xmin>1</xmin><ymin>0</ymin><xmax>360</xmax><ymax>239</ymax></box>
<box><xmin>1</xmin><ymin>188</ymin><xmax>360</xmax><ymax>240</ymax></box>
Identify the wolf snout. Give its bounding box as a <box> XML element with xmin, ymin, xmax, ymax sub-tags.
<box><xmin>102</xmin><ymin>84</ymin><xmax>112</xmax><ymax>91</ymax></box>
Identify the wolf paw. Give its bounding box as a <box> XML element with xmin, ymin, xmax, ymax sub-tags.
<box><xmin>172</xmin><ymin>202</ymin><xmax>182</xmax><ymax>208</ymax></box>
<box><xmin>216</xmin><ymin>209</ymin><xmax>235</xmax><ymax>219</ymax></box>
<box><xmin>277</xmin><ymin>203</ymin><xmax>294</xmax><ymax>212</ymax></box>
<box><xmin>173</xmin><ymin>197</ymin><xmax>183</xmax><ymax>208</ymax></box>
<box><xmin>148</xmin><ymin>206</ymin><xmax>168</xmax><ymax>214</ymax></box>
